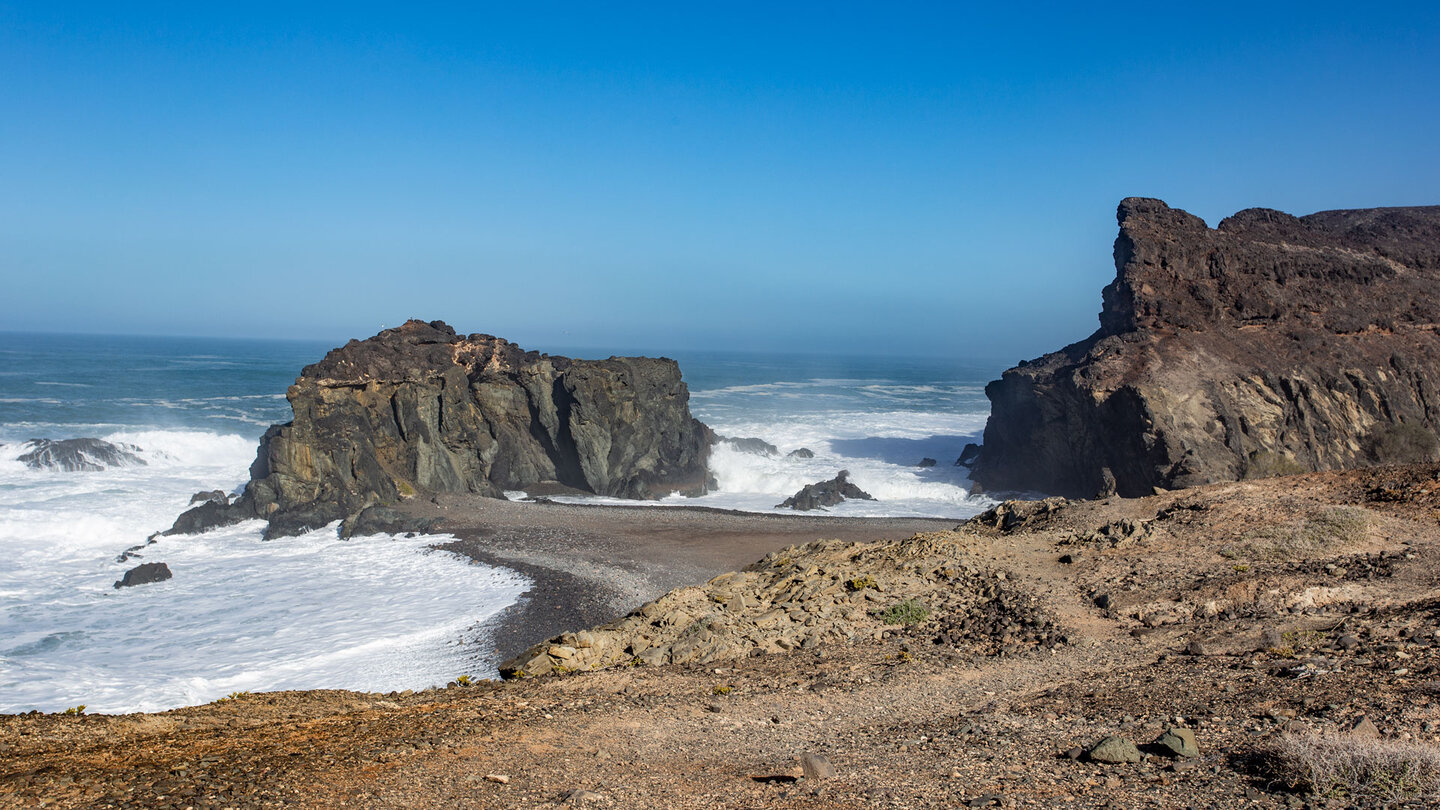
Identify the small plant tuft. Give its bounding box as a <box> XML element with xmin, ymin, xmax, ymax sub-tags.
<box><xmin>217</xmin><ymin>691</ymin><xmax>250</xmax><ymax>703</ymax></box>
<box><xmin>1266</xmin><ymin>731</ymin><xmax>1440</xmax><ymax>803</ymax></box>
<box><xmin>846</xmin><ymin>575</ymin><xmax>878</xmax><ymax>592</ymax></box>
<box><xmin>62</xmin><ymin>705</ymin><xmax>86</xmax><ymax>715</ymax></box>
<box><xmin>454</xmin><ymin>675</ymin><xmax>474</xmax><ymax>686</ymax></box>
<box><xmin>712</xmin><ymin>685</ymin><xmax>733</xmax><ymax>695</ymax></box>
<box><xmin>1237</xmin><ymin>507</ymin><xmax>1370</xmax><ymax>561</ymax></box>
<box><xmin>878</xmin><ymin>599</ymin><xmax>931</xmax><ymax>626</ymax></box>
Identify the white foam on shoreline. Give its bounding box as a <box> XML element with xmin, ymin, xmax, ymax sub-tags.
<box><xmin>0</xmin><ymin>429</ymin><xmax>530</xmax><ymax>714</ymax></box>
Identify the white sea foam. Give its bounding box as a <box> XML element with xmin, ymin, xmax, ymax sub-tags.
<box><xmin>552</xmin><ymin>396</ymin><xmax>995</xmax><ymax>519</ymax></box>
<box><xmin>0</xmin><ymin>428</ymin><xmax>530</xmax><ymax>714</ymax></box>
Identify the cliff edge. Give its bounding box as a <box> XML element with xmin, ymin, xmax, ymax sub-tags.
<box><xmin>975</xmin><ymin>198</ymin><xmax>1440</xmax><ymax>498</ymax></box>
<box><xmin>175</xmin><ymin>319</ymin><xmax>712</xmax><ymax>537</ymax></box>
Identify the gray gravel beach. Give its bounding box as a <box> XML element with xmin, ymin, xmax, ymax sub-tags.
<box><xmin>404</xmin><ymin>493</ymin><xmax>958</xmax><ymax>665</ymax></box>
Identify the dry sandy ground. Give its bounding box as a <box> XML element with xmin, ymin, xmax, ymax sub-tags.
<box><xmin>5</xmin><ymin>466</ymin><xmax>1440</xmax><ymax>809</ymax></box>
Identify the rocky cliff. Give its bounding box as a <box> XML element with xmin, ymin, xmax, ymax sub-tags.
<box><xmin>974</xmin><ymin>198</ymin><xmax>1440</xmax><ymax>498</ymax></box>
<box><xmin>175</xmin><ymin>320</ymin><xmax>712</xmax><ymax>537</ymax></box>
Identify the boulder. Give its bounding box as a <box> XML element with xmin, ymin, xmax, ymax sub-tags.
<box><xmin>1155</xmin><ymin>727</ymin><xmax>1199</xmax><ymax>758</ymax></box>
<box><xmin>975</xmin><ymin>198</ymin><xmax>1440</xmax><ymax>497</ymax></box>
<box><xmin>917</xmin><ymin>458</ymin><xmax>937</xmax><ymax>468</ymax></box>
<box><xmin>166</xmin><ymin>320</ymin><xmax>713</xmax><ymax>538</ymax></box>
<box><xmin>776</xmin><ymin>471</ymin><xmax>875</xmax><ymax>511</ymax></box>
<box><xmin>787</xmin><ymin>447</ymin><xmax>816</xmax><ymax>459</ymax></box>
<box><xmin>18</xmin><ymin>438</ymin><xmax>145</xmax><ymax>472</ymax></box>
<box><xmin>1087</xmin><ymin>736</ymin><xmax>1141</xmax><ymax>764</ymax></box>
<box><xmin>189</xmin><ymin>490</ymin><xmax>228</xmax><ymax>506</ymax></box>
<box><xmin>114</xmin><ymin>562</ymin><xmax>172</xmax><ymax>589</ymax></box>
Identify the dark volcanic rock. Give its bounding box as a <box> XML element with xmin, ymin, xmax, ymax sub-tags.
<box><xmin>917</xmin><ymin>457</ymin><xmax>937</xmax><ymax>468</ymax></box>
<box><xmin>114</xmin><ymin>562</ymin><xmax>172</xmax><ymax>589</ymax></box>
<box><xmin>170</xmin><ymin>320</ymin><xmax>713</xmax><ymax>538</ymax></box>
<box><xmin>955</xmin><ymin>443</ymin><xmax>982</xmax><ymax>468</ymax></box>
<box><xmin>776</xmin><ymin>470</ymin><xmax>875</xmax><ymax>511</ymax></box>
<box><xmin>975</xmin><ymin>198</ymin><xmax>1440</xmax><ymax>498</ymax></box>
<box><xmin>787</xmin><ymin>447</ymin><xmax>815</xmax><ymax>459</ymax></box>
<box><xmin>338</xmin><ymin>505</ymin><xmax>440</xmax><ymax>539</ymax></box>
<box><xmin>719</xmin><ymin>436</ymin><xmax>780</xmax><ymax>456</ymax></box>
<box><xmin>189</xmin><ymin>490</ymin><xmax>229</xmax><ymax>506</ymax></box>
<box><xmin>17</xmin><ymin>438</ymin><xmax>145</xmax><ymax>472</ymax></box>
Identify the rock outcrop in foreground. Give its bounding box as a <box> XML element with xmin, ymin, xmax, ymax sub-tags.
<box><xmin>976</xmin><ymin>198</ymin><xmax>1440</xmax><ymax>498</ymax></box>
<box><xmin>174</xmin><ymin>320</ymin><xmax>712</xmax><ymax>537</ymax></box>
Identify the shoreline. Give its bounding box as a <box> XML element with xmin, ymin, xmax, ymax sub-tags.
<box><xmin>409</xmin><ymin>493</ymin><xmax>962</xmax><ymax>667</ymax></box>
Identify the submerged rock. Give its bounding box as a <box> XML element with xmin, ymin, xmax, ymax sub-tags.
<box><xmin>167</xmin><ymin>320</ymin><xmax>713</xmax><ymax>538</ymax></box>
<box><xmin>17</xmin><ymin>438</ymin><xmax>145</xmax><ymax>472</ymax></box>
<box><xmin>787</xmin><ymin>447</ymin><xmax>815</xmax><ymax>459</ymax></box>
<box><xmin>114</xmin><ymin>562</ymin><xmax>172</xmax><ymax>589</ymax></box>
<box><xmin>976</xmin><ymin>198</ymin><xmax>1440</xmax><ymax>497</ymax></box>
<box><xmin>720</xmin><ymin>436</ymin><xmax>780</xmax><ymax>456</ymax></box>
<box><xmin>776</xmin><ymin>470</ymin><xmax>875</xmax><ymax>511</ymax></box>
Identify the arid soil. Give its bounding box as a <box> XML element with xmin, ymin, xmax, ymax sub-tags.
<box><xmin>6</xmin><ymin>465</ymin><xmax>1440</xmax><ymax>809</ymax></box>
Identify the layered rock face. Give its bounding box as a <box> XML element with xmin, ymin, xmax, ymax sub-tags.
<box><xmin>176</xmin><ymin>320</ymin><xmax>712</xmax><ymax>537</ymax></box>
<box><xmin>975</xmin><ymin>198</ymin><xmax>1440</xmax><ymax>498</ymax></box>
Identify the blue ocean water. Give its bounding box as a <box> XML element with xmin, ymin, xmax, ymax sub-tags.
<box><xmin>0</xmin><ymin>331</ymin><xmax>999</xmax><ymax>713</ymax></box>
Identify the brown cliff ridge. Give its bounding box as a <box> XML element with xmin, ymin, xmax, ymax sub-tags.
<box><xmin>975</xmin><ymin>198</ymin><xmax>1440</xmax><ymax>498</ymax></box>
<box><xmin>171</xmin><ymin>320</ymin><xmax>713</xmax><ymax>538</ymax></box>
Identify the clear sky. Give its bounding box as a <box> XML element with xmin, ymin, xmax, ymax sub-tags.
<box><xmin>2</xmin><ymin>3</ymin><xmax>1437</xmax><ymax>360</ymax></box>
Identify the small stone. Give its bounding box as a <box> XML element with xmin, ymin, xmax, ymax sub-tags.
<box><xmin>563</xmin><ymin>790</ymin><xmax>604</xmax><ymax>804</ymax></box>
<box><xmin>1087</xmin><ymin>736</ymin><xmax>1141</xmax><ymax>764</ymax></box>
<box><xmin>484</xmin><ymin>774</ymin><xmax>510</xmax><ymax>784</ymax></box>
<box><xmin>1094</xmin><ymin>593</ymin><xmax>1113</xmax><ymax>610</ymax></box>
<box><xmin>1063</xmin><ymin>747</ymin><xmax>1084</xmax><ymax>760</ymax></box>
<box><xmin>799</xmin><ymin>752</ymin><xmax>836</xmax><ymax>780</ymax></box>
<box><xmin>1337</xmin><ymin>635</ymin><xmax>1360</xmax><ymax>651</ymax></box>
<box><xmin>1156</xmin><ymin>727</ymin><xmax>1199</xmax><ymax>758</ymax></box>
<box><xmin>1185</xmin><ymin>639</ymin><xmax>1208</xmax><ymax>656</ymax></box>
<box><xmin>1350</xmin><ymin>715</ymin><xmax>1380</xmax><ymax>740</ymax></box>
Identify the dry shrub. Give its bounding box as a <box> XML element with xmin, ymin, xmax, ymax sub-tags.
<box><xmin>1239</xmin><ymin>506</ymin><xmax>1370</xmax><ymax>561</ymax></box>
<box><xmin>1243</xmin><ymin>450</ymin><xmax>1309</xmax><ymax>480</ymax></box>
<box><xmin>1268</xmin><ymin>732</ymin><xmax>1440</xmax><ymax>804</ymax></box>
<box><xmin>1363</xmin><ymin>423</ymin><xmax>1440</xmax><ymax>465</ymax></box>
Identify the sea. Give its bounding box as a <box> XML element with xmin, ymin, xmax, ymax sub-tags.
<box><xmin>0</xmin><ymin>332</ymin><xmax>1000</xmax><ymax>714</ymax></box>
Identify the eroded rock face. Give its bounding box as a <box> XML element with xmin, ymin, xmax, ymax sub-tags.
<box><xmin>172</xmin><ymin>320</ymin><xmax>712</xmax><ymax>537</ymax></box>
<box><xmin>975</xmin><ymin>198</ymin><xmax>1440</xmax><ymax>498</ymax></box>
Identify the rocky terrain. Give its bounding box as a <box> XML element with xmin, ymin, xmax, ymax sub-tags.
<box><xmin>975</xmin><ymin>198</ymin><xmax>1440</xmax><ymax>498</ymax></box>
<box><xmin>8</xmin><ymin>464</ymin><xmax>1440</xmax><ymax>808</ymax></box>
<box><xmin>168</xmin><ymin>320</ymin><xmax>713</xmax><ymax>538</ymax></box>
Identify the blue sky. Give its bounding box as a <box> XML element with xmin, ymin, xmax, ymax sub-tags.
<box><xmin>2</xmin><ymin>3</ymin><xmax>1436</xmax><ymax>360</ymax></box>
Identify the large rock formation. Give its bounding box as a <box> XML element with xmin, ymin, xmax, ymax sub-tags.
<box><xmin>975</xmin><ymin>198</ymin><xmax>1440</xmax><ymax>498</ymax></box>
<box><xmin>173</xmin><ymin>320</ymin><xmax>712</xmax><ymax>537</ymax></box>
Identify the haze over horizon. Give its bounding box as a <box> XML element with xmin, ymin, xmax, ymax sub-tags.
<box><xmin>3</xmin><ymin>3</ymin><xmax>1437</xmax><ymax>360</ymax></box>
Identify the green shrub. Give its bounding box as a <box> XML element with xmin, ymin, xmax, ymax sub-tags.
<box><xmin>62</xmin><ymin>705</ymin><xmax>85</xmax><ymax>715</ymax></box>
<box><xmin>712</xmin><ymin>685</ymin><xmax>733</xmax><ymax>695</ymax></box>
<box><xmin>878</xmin><ymin>599</ymin><xmax>931</xmax><ymax>626</ymax></box>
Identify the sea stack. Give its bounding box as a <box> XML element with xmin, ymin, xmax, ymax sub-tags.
<box><xmin>172</xmin><ymin>320</ymin><xmax>713</xmax><ymax>537</ymax></box>
<box><xmin>975</xmin><ymin>198</ymin><xmax>1440</xmax><ymax>498</ymax></box>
